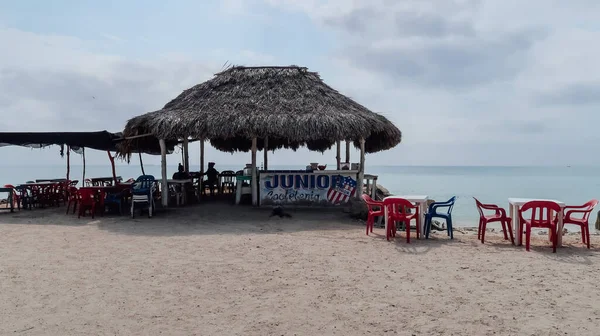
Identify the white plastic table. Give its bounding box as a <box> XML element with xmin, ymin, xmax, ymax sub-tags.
<box><xmin>383</xmin><ymin>195</ymin><xmax>429</xmax><ymax>239</ymax></box>
<box><xmin>167</xmin><ymin>179</ymin><xmax>192</xmax><ymax>206</ymax></box>
<box><xmin>508</xmin><ymin>198</ymin><xmax>566</xmax><ymax>247</ymax></box>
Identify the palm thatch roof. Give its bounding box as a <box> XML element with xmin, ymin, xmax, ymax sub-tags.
<box><xmin>119</xmin><ymin>66</ymin><xmax>401</xmax><ymax>155</ymax></box>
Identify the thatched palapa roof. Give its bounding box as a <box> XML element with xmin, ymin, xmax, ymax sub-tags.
<box><xmin>120</xmin><ymin>66</ymin><xmax>401</xmax><ymax>154</ymax></box>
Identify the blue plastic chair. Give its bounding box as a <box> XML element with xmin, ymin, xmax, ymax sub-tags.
<box><xmin>424</xmin><ymin>196</ymin><xmax>457</xmax><ymax>239</ymax></box>
<box><xmin>104</xmin><ymin>190</ymin><xmax>125</xmax><ymax>215</ymax></box>
<box><xmin>131</xmin><ymin>175</ymin><xmax>156</xmax><ymax>218</ymax></box>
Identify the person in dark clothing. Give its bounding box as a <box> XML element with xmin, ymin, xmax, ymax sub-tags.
<box><xmin>203</xmin><ymin>162</ymin><xmax>219</xmax><ymax>196</ymax></box>
<box><xmin>172</xmin><ymin>163</ymin><xmax>190</xmax><ymax>180</ymax></box>
<box><xmin>171</xmin><ymin>163</ymin><xmax>193</xmax><ymax>202</ymax></box>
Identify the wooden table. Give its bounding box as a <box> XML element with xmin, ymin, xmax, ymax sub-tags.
<box><xmin>508</xmin><ymin>198</ymin><xmax>566</xmax><ymax>246</ymax></box>
<box><xmin>383</xmin><ymin>195</ymin><xmax>429</xmax><ymax>239</ymax></box>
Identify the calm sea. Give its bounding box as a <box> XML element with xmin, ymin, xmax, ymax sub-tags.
<box><xmin>1</xmin><ymin>165</ymin><xmax>598</xmax><ymax>227</ymax></box>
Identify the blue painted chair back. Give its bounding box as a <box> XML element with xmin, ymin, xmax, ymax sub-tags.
<box><xmin>444</xmin><ymin>196</ymin><xmax>457</xmax><ymax>214</ymax></box>
<box><xmin>132</xmin><ymin>175</ymin><xmax>155</xmax><ymax>195</ymax></box>
<box><xmin>425</xmin><ymin>196</ymin><xmax>457</xmax><ymax>239</ymax></box>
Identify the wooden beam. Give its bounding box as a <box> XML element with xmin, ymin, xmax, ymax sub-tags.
<box><xmin>263</xmin><ymin>137</ymin><xmax>268</xmax><ymax>170</ymax></box>
<box><xmin>159</xmin><ymin>139</ymin><xmax>168</xmax><ymax>207</ymax></box>
<box><xmin>357</xmin><ymin>138</ymin><xmax>365</xmax><ymax>198</ymax></box>
<box><xmin>200</xmin><ymin>140</ymin><xmax>205</xmax><ymax>173</ymax></box>
<box><xmin>138</xmin><ymin>151</ymin><xmax>145</xmax><ymax>175</ymax></box>
<box><xmin>183</xmin><ymin>138</ymin><xmax>189</xmax><ymax>172</ymax></box>
<box><xmin>118</xmin><ymin>133</ymin><xmax>153</xmax><ymax>140</ymax></box>
<box><xmin>336</xmin><ymin>140</ymin><xmax>341</xmax><ymax>170</ymax></box>
<box><xmin>107</xmin><ymin>151</ymin><xmax>117</xmax><ymax>185</ymax></box>
<box><xmin>345</xmin><ymin>141</ymin><xmax>350</xmax><ymax>164</ymax></box>
<box><xmin>82</xmin><ymin>147</ymin><xmax>86</xmax><ymax>185</ymax></box>
<box><xmin>66</xmin><ymin>145</ymin><xmax>70</xmax><ymax>181</ymax></box>
<box><xmin>251</xmin><ymin>137</ymin><xmax>258</xmax><ymax>206</ymax></box>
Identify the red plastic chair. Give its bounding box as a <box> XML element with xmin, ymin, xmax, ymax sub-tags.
<box><xmin>3</xmin><ymin>184</ymin><xmax>20</xmax><ymax>210</ymax></box>
<box><xmin>474</xmin><ymin>197</ymin><xmax>514</xmax><ymax>245</ymax></box>
<box><xmin>361</xmin><ymin>194</ymin><xmax>384</xmax><ymax>235</ymax></box>
<box><xmin>77</xmin><ymin>189</ymin><xmax>97</xmax><ymax>219</ymax></box>
<box><xmin>562</xmin><ymin>199</ymin><xmax>598</xmax><ymax>249</ymax></box>
<box><xmin>66</xmin><ymin>187</ymin><xmax>79</xmax><ymax>214</ymax></box>
<box><xmin>383</xmin><ymin>198</ymin><xmax>420</xmax><ymax>243</ymax></box>
<box><xmin>518</xmin><ymin>201</ymin><xmax>561</xmax><ymax>252</ymax></box>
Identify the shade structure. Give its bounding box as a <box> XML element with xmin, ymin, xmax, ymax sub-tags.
<box><xmin>119</xmin><ymin>65</ymin><xmax>401</xmax><ymax>154</ymax></box>
<box><xmin>0</xmin><ymin>130</ymin><xmax>174</xmax><ymax>154</ymax></box>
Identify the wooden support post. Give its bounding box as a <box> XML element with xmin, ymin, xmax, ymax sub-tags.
<box><xmin>139</xmin><ymin>151</ymin><xmax>145</xmax><ymax>175</ymax></box>
<box><xmin>200</xmin><ymin>140</ymin><xmax>205</xmax><ymax>173</ymax></box>
<box><xmin>159</xmin><ymin>139</ymin><xmax>168</xmax><ymax>207</ymax></box>
<box><xmin>107</xmin><ymin>151</ymin><xmax>117</xmax><ymax>185</ymax></box>
<box><xmin>263</xmin><ymin>137</ymin><xmax>268</xmax><ymax>170</ymax></box>
<box><xmin>345</xmin><ymin>141</ymin><xmax>351</xmax><ymax>164</ymax></box>
<box><xmin>251</xmin><ymin>137</ymin><xmax>258</xmax><ymax>206</ymax></box>
<box><xmin>336</xmin><ymin>140</ymin><xmax>341</xmax><ymax>170</ymax></box>
<box><xmin>357</xmin><ymin>138</ymin><xmax>365</xmax><ymax>198</ymax></box>
<box><xmin>183</xmin><ymin>138</ymin><xmax>189</xmax><ymax>172</ymax></box>
<box><xmin>66</xmin><ymin>145</ymin><xmax>70</xmax><ymax>181</ymax></box>
<box><xmin>82</xmin><ymin>147</ymin><xmax>86</xmax><ymax>185</ymax></box>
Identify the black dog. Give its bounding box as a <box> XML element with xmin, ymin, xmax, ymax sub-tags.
<box><xmin>270</xmin><ymin>206</ymin><xmax>292</xmax><ymax>218</ymax></box>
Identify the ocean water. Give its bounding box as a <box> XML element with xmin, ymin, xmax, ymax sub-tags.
<box><xmin>1</xmin><ymin>165</ymin><xmax>598</xmax><ymax>227</ymax></box>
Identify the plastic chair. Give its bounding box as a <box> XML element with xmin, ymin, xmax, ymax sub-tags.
<box><xmin>77</xmin><ymin>188</ymin><xmax>97</xmax><ymax>219</ymax></box>
<box><xmin>425</xmin><ymin>196</ymin><xmax>457</xmax><ymax>239</ymax></box>
<box><xmin>474</xmin><ymin>197</ymin><xmax>514</xmax><ymax>245</ymax></box>
<box><xmin>66</xmin><ymin>187</ymin><xmax>79</xmax><ymax>214</ymax></box>
<box><xmin>3</xmin><ymin>184</ymin><xmax>21</xmax><ymax>210</ymax></box>
<box><xmin>104</xmin><ymin>190</ymin><xmax>125</xmax><ymax>215</ymax></box>
<box><xmin>220</xmin><ymin>170</ymin><xmax>236</xmax><ymax>194</ymax></box>
<box><xmin>361</xmin><ymin>194</ymin><xmax>384</xmax><ymax>235</ymax></box>
<box><xmin>518</xmin><ymin>200</ymin><xmax>561</xmax><ymax>252</ymax></box>
<box><xmin>383</xmin><ymin>198</ymin><xmax>420</xmax><ymax>243</ymax></box>
<box><xmin>131</xmin><ymin>175</ymin><xmax>156</xmax><ymax>218</ymax></box>
<box><xmin>562</xmin><ymin>199</ymin><xmax>598</xmax><ymax>249</ymax></box>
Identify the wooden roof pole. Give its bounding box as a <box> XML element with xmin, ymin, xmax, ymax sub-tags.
<box><xmin>159</xmin><ymin>139</ymin><xmax>168</xmax><ymax>208</ymax></box>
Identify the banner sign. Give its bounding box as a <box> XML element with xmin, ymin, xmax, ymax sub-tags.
<box><xmin>259</xmin><ymin>172</ymin><xmax>357</xmax><ymax>206</ymax></box>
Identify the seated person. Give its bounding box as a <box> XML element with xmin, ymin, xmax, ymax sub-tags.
<box><xmin>172</xmin><ymin>163</ymin><xmax>190</xmax><ymax>180</ymax></box>
<box><xmin>171</xmin><ymin>164</ymin><xmax>193</xmax><ymax>201</ymax></box>
<box><xmin>202</xmin><ymin>162</ymin><xmax>220</xmax><ymax>196</ymax></box>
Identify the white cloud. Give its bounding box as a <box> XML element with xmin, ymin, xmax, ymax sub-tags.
<box><xmin>2</xmin><ymin>0</ymin><xmax>600</xmax><ymax>167</ymax></box>
<box><xmin>265</xmin><ymin>0</ymin><xmax>600</xmax><ymax>158</ymax></box>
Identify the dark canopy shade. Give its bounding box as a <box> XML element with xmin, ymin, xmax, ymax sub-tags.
<box><xmin>119</xmin><ymin>65</ymin><xmax>401</xmax><ymax>155</ymax></box>
<box><xmin>0</xmin><ymin>130</ymin><xmax>174</xmax><ymax>154</ymax></box>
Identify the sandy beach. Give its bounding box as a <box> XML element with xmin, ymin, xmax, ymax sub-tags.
<box><xmin>1</xmin><ymin>204</ymin><xmax>599</xmax><ymax>335</ymax></box>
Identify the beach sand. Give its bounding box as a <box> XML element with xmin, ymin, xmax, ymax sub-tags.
<box><xmin>1</xmin><ymin>204</ymin><xmax>599</xmax><ymax>335</ymax></box>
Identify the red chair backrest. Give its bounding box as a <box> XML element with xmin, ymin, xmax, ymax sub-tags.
<box><xmin>3</xmin><ymin>184</ymin><xmax>15</xmax><ymax>188</ymax></box>
<box><xmin>519</xmin><ymin>200</ymin><xmax>561</xmax><ymax>224</ymax></box>
<box><xmin>77</xmin><ymin>189</ymin><xmax>97</xmax><ymax>204</ymax></box>
<box><xmin>579</xmin><ymin>199</ymin><xmax>599</xmax><ymax>221</ymax></box>
<box><xmin>68</xmin><ymin>187</ymin><xmax>78</xmax><ymax>198</ymax></box>
<box><xmin>473</xmin><ymin>197</ymin><xmax>485</xmax><ymax>218</ymax></box>
<box><xmin>361</xmin><ymin>194</ymin><xmax>382</xmax><ymax>206</ymax></box>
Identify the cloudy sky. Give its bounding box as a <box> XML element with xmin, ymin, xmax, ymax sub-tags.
<box><xmin>1</xmin><ymin>0</ymin><xmax>599</xmax><ymax>168</ymax></box>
